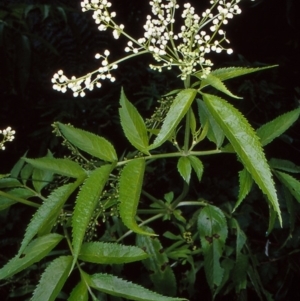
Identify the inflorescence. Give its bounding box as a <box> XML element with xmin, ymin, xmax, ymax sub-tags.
<box><xmin>52</xmin><ymin>0</ymin><xmax>251</xmax><ymax>97</ymax></box>
<box><xmin>0</xmin><ymin>127</ymin><xmax>15</xmax><ymax>150</ymax></box>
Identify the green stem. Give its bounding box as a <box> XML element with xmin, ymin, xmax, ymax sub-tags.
<box><xmin>137</xmin><ymin>209</ymin><xmax>166</xmax><ymax>214</ymax></box>
<box><xmin>171</xmin><ymin>182</ymin><xmax>189</xmax><ymax>209</ymax></box>
<box><xmin>141</xmin><ymin>190</ymin><xmax>166</xmax><ymax>208</ymax></box>
<box><xmin>116</xmin><ymin>213</ymin><xmax>164</xmax><ymax>242</ymax></box>
<box><xmin>0</xmin><ymin>190</ymin><xmax>40</xmax><ymax>208</ymax></box>
<box><xmin>176</xmin><ymin>200</ymin><xmax>208</xmax><ymax>208</ymax></box>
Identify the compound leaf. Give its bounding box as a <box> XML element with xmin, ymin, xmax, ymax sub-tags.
<box><xmin>31</xmin><ymin>256</ymin><xmax>73</xmax><ymax>301</ymax></box>
<box><xmin>188</xmin><ymin>156</ymin><xmax>204</xmax><ymax>182</ymax></box>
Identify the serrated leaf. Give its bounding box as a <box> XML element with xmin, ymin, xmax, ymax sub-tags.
<box><xmin>57</xmin><ymin>122</ymin><xmax>117</xmax><ymax>162</ymax></box>
<box><xmin>200</xmin><ymin>73</ymin><xmax>242</xmax><ymax>99</ymax></box>
<box><xmin>196</xmin><ymin>65</ymin><xmax>277</xmax><ymax>82</ymax></box>
<box><xmin>136</xmin><ymin>226</ymin><xmax>177</xmax><ymax>296</ymax></box>
<box><xmin>269</xmin><ymin>158</ymin><xmax>300</xmax><ymax>173</ymax></box>
<box><xmin>18</xmin><ymin>182</ymin><xmax>81</xmax><ymax>256</ymax></box>
<box><xmin>197</xmin><ymin>99</ymin><xmax>224</xmax><ymax>148</ymax></box>
<box><xmin>177</xmin><ymin>157</ymin><xmax>192</xmax><ymax>184</ymax></box>
<box><xmin>87</xmin><ymin>273</ymin><xmax>187</xmax><ymax>301</ymax></box>
<box><xmin>24</xmin><ymin>157</ymin><xmax>86</xmax><ymax>178</ymax></box>
<box><xmin>203</xmin><ymin>93</ymin><xmax>281</xmax><ymax>225</ymax></box>
<box><xmin>119</xmin><ymin>89</ymin><xmax>150</xmax><ymax>155</ymax></box>
<box><xmin>233</xmin><ymin>169</ymin><xmax>253</xmax><ymax>212</ymax></box>
<box><xmin>31</xmin><ymin>256</ymin><xmax>73</xmax><ymax>301</ymax></box>
<box><xmin>197</xmin><ymin>205</ymin><xmax>228</xmax><ymax>289</ymax></box>
<box><xmin>68</xmin><ymin>280</ymin><xmax>88</xmax><ymax>301</ymax></box>
<box><xmin>119</xmin><ymin>159</ymin><xmax>153</xmax><ymax>236</ymax></box>
<box><xmin>72</xmin><ymin>165</ymin><xmax>113</xmax><ymax>264</ymax></box>
<box><xmin>256</xmin><ymin>108</ymin><xmax>300</xmax><ymax>146</ymax></box>
<box><xmin>78</xmin><ymin>242</ymin><xmax>148</xmax><ymax>264</ymax></box>
<box><xmin>188</xmin><ymin>156</ymin><xmax>204</xmax><ymax>181</ymax></box>
<box><xmin>274</xmin><ymin>171</ymin><xmax>300</xmax><ymax>203</ymax></box>
<box><xmin>149</xmin><ymin>89</ymin><xmax>197</xmax><ymax>149</ymax></box>
<box><xmin>0</xmin><ymin>233</ymin><xmax>63</xmax><ymax>280</ymax></box>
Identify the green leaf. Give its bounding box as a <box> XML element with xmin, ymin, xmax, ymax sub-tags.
<box><xmin>197</xmin><ymin>205</ymin><xmax>228</xmax><ymax>289</ymax></box>
<box><xmin>119</xmin><ymin>89</ymin><xmax>150</xmax><ymax>155</ymax></box>
<box><xmin>87</xmin><ymin>273</ymin><xmax>187</xmax><ymax>301</ymax></box>
<box><xmin>68</xmin><ymin>280</ymin><xmax>88</xmax><ymax>301</ymax></box>
<box><xmin>31</xmin><ymin>256</ymin><xmax>73</xmax><ymax>301</ymax></box>
<box><xmin>197</xmin><ymin>99</ymin><xmax>224</xmax><ymax>148</ymax></box>
<box><xmin>233</xmin><ymin>253</ymin><xmax>249</xmax><ymax>292</ymax></box>
<box><xmin>269</xmin><ymin>158</ymin><xmax>300</xmax><ymax>173</ymax></box>
<box><xmin>18</xmin><ymin>182</ymin><xmax>81</xmax><ymax>256</ymax></box>
<box><xmin>256</xmin><ymin>108</ymin><xmax>300</xmax><ymax>146</ymax></box>
<box><xmin>233</xmin><ymin>169</ymin><xmax>253</xmax><ymax>212</ymax></box>
<box><xmin>10</xmin><ymin>152</ymin><xmax>27</xmax><ymax>178</ymax></box>
<box><xmin>0</xmin><ymin>188</ymin><xmax>35</xmax><ymax>211</ymax></box>
<box><xmin>149</xmin><ymin>89</ymin><xmax>197</xmax><ymax>149</ymax></box>
<box><xmin>20</xmin><ymin>163</ymin><xmax>33</xmax><ymax>185</ymax></box>
<box><xmin>200</xmin><ymin>73</ymin><xmax>242</xmax><ymax>99</ymax></box>
<box><xmin>32</xmin><ymin>167</ymin><xmax>53</xmax><ymax>193</ymax></box>
<box><xmin>119</xmin><ymin>159</ymin><xmax>153</xmax><ymax>236</ymax></box>
<box><xmin>177</xmin><ymin>157</ymin><xmax>192</xmax><ymax>184</ymax></box>
<box><xmin>188</xmin><ymin>156</ymin><xmax>204</xmax><ymax>181</ymax></box>
<box><xmin>0</xmin><ymin>233</ymin><xmax>63</xmax><ymax>280</ymax></box>
<box><xmin>136</xmin><ymin>227</ymin><xmax>177</xmax><ymax>296</ymax></box>
<box><xmin>72</xmin><ymin>165</ymin><xmax>113</xmax><ymax>264</ymax></box>
<box><xmin>0</xmin><ymin>177</ymin><xmax>21</xmax><ymax>189</ymax></box>
<box><xmin>274</xmin><ymin>171</ymin><xmax>300</xmax><ymax>203</ymax></box>
<box><xmin>78</xmin><ymin>242</ymin><xmax>148</xmax><ymax>264</ymax></box>
<box><xmin>203</xmin><ymin>93</ymin><xmax>281</xmax><ymax>225</ymax></box>
<box><xmin>24</xmin><ymin>157</ymin><xmax>86</xmax><ymax>178</ymax></box>
<box><xmin>196</xmin><ymin>65</ymin><xmax>277</xmax><ymax>82</ymax></box>
<box><xmin>57</xmin><ymin>122</ymin><xmax>117</xmax><ymax>162</ymax></box>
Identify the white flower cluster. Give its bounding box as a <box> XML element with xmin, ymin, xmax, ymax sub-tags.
<box><xmin>0</xmin><ymin>127</ymin><xmax>15</xmax><ymax>150</ymax></box>
<box><xmin>51</xmin><ymin>0</ymin><xmax>250</xmax><ymax>96</ymax></box>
